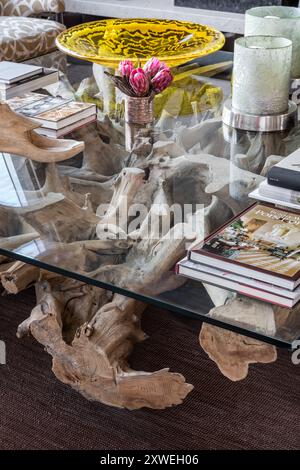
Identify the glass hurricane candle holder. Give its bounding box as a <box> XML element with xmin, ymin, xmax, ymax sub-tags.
<box><xmin>232</xmin><ymin>36</ymin><xmax>292</xmax><ymax>116</ymax></box>
<box><xmin>245</xmin><ymin>6</ymin><xmax>300</xmax><ymax>79</ymax></box>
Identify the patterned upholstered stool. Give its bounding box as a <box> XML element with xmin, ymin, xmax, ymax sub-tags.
<box><xmin>0</xmin><ymin>0</ymin><xmax>66</xmax><ymax>70</ymax></box>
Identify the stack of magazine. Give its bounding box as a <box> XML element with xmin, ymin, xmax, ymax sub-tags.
<box><xmin>176</xmin><ymin>202</ymin><xmax>300</xmax><ymax>308</ymax></box>
<box><xmin>250</xmin><ymin>150</ymin><xmax>300</xmax><ymax>210</ymax></box>
<box><xmin>0</xmin><ymin>61</ymin><xmax>59</xmax><ymax>99</ymax></box>
<box><xmin>6</xmin><ymin>92</ymin><xmax>97</xmax><ymax>137</ymax></box>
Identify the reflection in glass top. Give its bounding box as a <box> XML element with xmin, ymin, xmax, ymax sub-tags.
<box><xmin>1</xmin><ymin>66</ymin><xmax>300</xmax><ymax>348</ymax></box>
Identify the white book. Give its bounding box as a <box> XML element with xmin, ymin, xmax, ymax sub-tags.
<box><xmin>176</xmin><ymin>258</ymin><xmax>300</xmax><ymax>308</ymax></box>
<box><xmin>267</xmin><ymin>149</ymin><xmax>300</xmax><ymax>191</ymax></box>
<box><xmin>259</xmin><ymin>180</ymin><xmax>300</xmax><ymax>203</ymax></box>
<box><xmin>0</xmin><ymin>69</ymin><xmax>59</xmax><ymax>100</ymax></box>
<box><xmin>35</xmin><ymin>115</ymin><xmax>97</xmax><ymax>138</ymax></box>
<box><xmin>0</xmin><ymin>61</ymin><xmax>43</xmax><ymax>85</ymax></box>
<box><xmin>249</xmin><ymin>182</ymin><xmax>300</xmax><ymax>211</ymax></box>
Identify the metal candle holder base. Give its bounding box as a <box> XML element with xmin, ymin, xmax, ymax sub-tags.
<box><xmin>222</xmin><ymin>99</ymin><xmax>297</xmax><ymax>132</ymax></box>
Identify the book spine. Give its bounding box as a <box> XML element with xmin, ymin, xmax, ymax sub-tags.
<box><xmin>268</xmin><ymin>166</ymin><xmax>300</xmax><ymax>192</ymax></box>
<box><xmin>236</xmin><ymin>290</ymin><xmax>292</xmax><ymax>308</ymax></box>
<box><xmin>259</xmin><ymin>186</ymin><xmax>300</xmax><ymax>205</ymax></box>
<box><xmin>177</xmin><ymin>267</ymin><xmax>293</xmax><ymax>308</ymax></box>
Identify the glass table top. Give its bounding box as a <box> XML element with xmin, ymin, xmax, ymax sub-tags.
<box><xmin>1</xmin><ymin>54</ymin><xmax>300</xmax><ymax>348</ymax></box>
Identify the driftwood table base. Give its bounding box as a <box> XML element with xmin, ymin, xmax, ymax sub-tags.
<box><xmin>0</xmin><ymin>258</ymin><xmax>279</xmax><ymax>408</ymax></box>
<box><xmin>200</xmin><ymin>323</ymin><xmax>277</xmax><ymax>382</ymax></box>
<box><xmin>3</xmin><ymin>262</ymin><xmax>193</xmax><ymax>410</ymax></box>
<box><xmin>2</xmin><ymin>105</ymin><xmax>297</xmax><ymax>409</ymax></box>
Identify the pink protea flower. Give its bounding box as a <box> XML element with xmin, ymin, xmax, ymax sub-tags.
<box><xmin>143</xmin><ymin>57</ymin><xmax>161</xmax><ymax>78</ymax></box>
<box><xmin>119</xmin><ymin>59</ymin><xmax>134</xmax><ymax>78</ymax></box>
<box><xmin>158</xmin><ymin>61</ymin><xmax>168</xmax><ymax>71</ymax></box>
<box><xmin>129</xmin><ymin>68</ymin><xmax>149</xmax><ymax>96</ymax></box>
<box><xmin>151</xmin><ymin>68</ymin><xmax>173</xmax><ymax>93</ymax></box>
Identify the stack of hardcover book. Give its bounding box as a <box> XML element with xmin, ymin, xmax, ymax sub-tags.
<box><xmin>6</xmin><ymin>92</ymin><xmax>97</xmax><ymax>137</ymax></box>
<box><xmin>176</xmin><ymin>202</ymin><xmax>300</xmax><ymax>307</ymax></box>
<box><xmin>250</xmin><ymin>150</ymin><xmax>300</xmax><ymax>210</ymax></box>
<box><xmin>0</xmin><ymin>61</ymin><xmax>59</xmax><ymax>100</ymax></box>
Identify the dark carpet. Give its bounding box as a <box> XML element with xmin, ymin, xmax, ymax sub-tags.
<box><xmin>0</xmin><ymin>288</ymin><xmax>299</xmax><ymax>450</ymax></box>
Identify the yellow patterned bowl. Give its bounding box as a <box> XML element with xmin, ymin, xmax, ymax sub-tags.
<box><xmin>56</xmin><ymin>18</ymin><xmax>225</xmax><ymax>68</ymax></box>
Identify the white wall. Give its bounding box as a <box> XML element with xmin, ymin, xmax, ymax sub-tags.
<box><xmin>64</xmin><ymin>0</ymin><xmax>245</xmax><ymax>34</ymax></box>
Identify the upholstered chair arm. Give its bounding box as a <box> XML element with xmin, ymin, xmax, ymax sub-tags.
<box><xmin>0</xmin><ymin>0</ymin><xmax>65</xmax><ymax>17</ymax></box>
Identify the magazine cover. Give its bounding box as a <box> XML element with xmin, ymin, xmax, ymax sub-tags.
<box><xmin>200</xmin><ymin>203</ymin><xmax>300</xmax><ymax>278</ymax></box>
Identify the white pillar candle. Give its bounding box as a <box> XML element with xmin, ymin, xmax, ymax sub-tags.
<box><xmin>232</xmin><ymin>36</ymin><xmax>292</xmax><ymax>116</ymax></box>
<box><xmin>245</xmin><ymin>6</ymin><xmax>300</xmax><ymax>79</ymax></box>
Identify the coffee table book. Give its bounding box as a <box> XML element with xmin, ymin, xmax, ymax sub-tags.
<box><xmin>6</xmin><ymin>93</ymin><xmax>97</xmax><ymax>136</ymax></box>
<box><xmin>33</xmin><ymin>101</ymin><xmax>96</xmax><ymax>130</ymax></box>
<box><xmin>0</xmin><ymin>61</ymin><xmax>43</xmax><ymax>84</ymax></box>
<box><xmin>267</xmin><ymin>148</ymin><xmax>300</xmax><ymax>192</ymax></box>
<box><xmin>176</xmin><ymin>258</ymin><xmax>300</xmax><ymax>308</ymax></box>
<box><xmin>259</xmin><ymin>179</ymin><xmax>300</xmax><ymax>205</ymax></box>
<box><xmin>34</xmin><ymin>115</ymin><xmax>97</xmax><ymax>138</ymax></box>
<box><xmin>6</xmin><ymin>92</ymin><xmax>72</xmax><ymax>115</ymax></box>
<box><xmin>0</xmin><ymin>68</ymin><xmax>59</xmax><ymax>100</ymax></box>
<box><xmin>249</xmin><ymin>180</ymin><xmax>300</xmax><ymax>211</ymax></box>
<box><xmin>188</xmin><ymin>202</ymin><xmax>300</xmax><ymax>290</ymax></box>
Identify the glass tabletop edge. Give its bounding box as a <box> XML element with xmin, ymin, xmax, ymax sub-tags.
<box><xmin>0</xmin><ymin>247</ymin><xmax>295</xmax><ymax>350</ymax></box>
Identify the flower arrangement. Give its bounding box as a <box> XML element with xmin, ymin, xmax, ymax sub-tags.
<box><xmin>105</xmin><ymin>57</ymin><xmax>173</xmax><ymax>99</ymax></box>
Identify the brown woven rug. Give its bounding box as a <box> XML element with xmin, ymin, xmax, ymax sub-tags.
<box><xmin>0</xmin><ymin>288</ymin><xmax>299</xmax><ymax>450</ymax></box>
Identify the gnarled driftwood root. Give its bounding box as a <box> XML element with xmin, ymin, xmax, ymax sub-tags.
<box><xmin>1</xmin><ymin>261</ymin><xmax>40</xmax><ymax>294</ymax></box>
<box><xmin>17</xmin><ymin>280</ymin><xmax>193</xmax><ymax>409</ymax></box>
<box><xmin>4</xmin><ymin>111</ymin><xmax>284</xmax><ymax>408</ymax></box>
<box><xmin>199</xmin><ymin>324</ymin><xmax>277</xmax><ymax>381</ymax></box>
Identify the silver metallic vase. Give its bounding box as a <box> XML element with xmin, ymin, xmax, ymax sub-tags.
<box><xmin>124</xmin><ymin>95</ymin><xmax>154</xmax><ymax>152</ymax></box>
